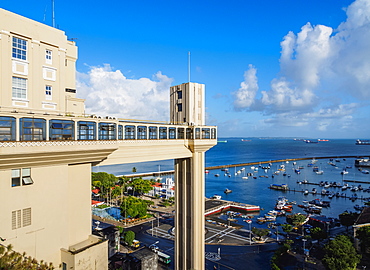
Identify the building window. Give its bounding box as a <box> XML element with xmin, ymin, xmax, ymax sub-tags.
<box><xmin>118</xmin><ymin>125</ymin><xmax>123</xmax><ymax>140</ymax></box>
<box><xmin>195</xmin><ymin>128</ymin><xmax>200</xmax><ymax>139</ymax></box>
<box><xmin>137</xmin><ymin>126</ymin><xmax>147</xmax><ymax>140</ymax></box>
<box><xmin>20</xmin><ymin>118</ymin><xmax>46</xmax><ymax>141</ymax></box>
<box><xmin>12</xmin><ymin>210</ymin><xmax>21</xmax><ymax>230</ymax></box>
<box><xmin>12</xmin><ymin>208</ymin><xmax>31</xmax><ymax>230</ymax></box>
<box><xmin>50</xmin><ymin>120</ymin><xmax>74</xmax><ymax>140</ymax></box>
<box><xmin>202</xmin><ymin>128</ymin><xmax>210</xmax><ymax>139</ymax></box>
<box><xmin>177</xmin><ymin>91</ymin><xmax>182</xmax><ymax>99</ymax></box>
<box><xmin>149</xmin><ymin>126</ymin><xmax>157</xmax><ymax>139</ymax></box>
<box><xmin>98</xmin><ymin>123</ymin><xmax>116</xmax><ymax>140</ymax></box>
<box><xmin>0</xmin><ymin>117</ymin><xmax>16</xmax><ymax>141</ymax></box>
<box><xmin>177</xmin><ymin>103</ymin><xmax>182</xmax><ymax>112</ymax></box>
<box><xmin>186</xmin><ymin>128</ymin><xmax>193</xmax><ymax>139</ymax></box>
<box><xmin>12</xmin><ymin>77</ymin><xmax>27</xmax><ymax>99</ymax></box>
<box><xmin>45</xmin><ymin>49</ymin><xmax>52</xmax><ymax>64</ymax></box>
<box><xmin>62</xmin><ymin>263</ymin><xmax>67</xmax><ymax>270</ymax></box>
<box><xmin>177</xmin><ymin>128</ymin><xmax>184</xmax><ymax>139</ymax></box>
<box><xmin>124</xmin><ymin>125</ymin><xmax>135</xmax><ymax>140</ymax></box>
<box><xmin>78</xmin><ymin>121</ymin><xmax>96</xmax><ymax>140</ymax></box>
<box><xmin>12</xmin><ymin>168</ymin><xmax>33</xmax><ymax>187</ymax></box>
<box><xmin>45</xmin><ymin>85</ymin><xmax>52</xmax><ymax>100</ymax></box>
<box><xmin>159</xmin><ymin>127</ymin><xmax>167</xmax><ymax>139</ymax></box>
<box><xmin>12</xmin><ymin>37</ymin><xmax>27</xmax><ymax>60</ymax></box>
<box><xmin>169</xmin><ymin>127</ymin><xmax>176</xmax><ymax>139</ymax></box>
<box><xmin>211</xmin><ymin>128</ymin><xmax>217</xmax><ymax>139</ymax></box>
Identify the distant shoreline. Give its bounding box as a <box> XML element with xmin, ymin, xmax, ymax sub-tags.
<box><xmin>118</xmin><ymin>155</ymin><xmax>368</xmax><ymax>178</ymax></box>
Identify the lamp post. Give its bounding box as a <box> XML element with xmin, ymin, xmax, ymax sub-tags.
<box><xmin>246</xmin><ymin>219</ymin><xmax>252</xmax><ymax>245</ymax></box>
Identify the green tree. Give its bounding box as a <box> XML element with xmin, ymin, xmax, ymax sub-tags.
<box><xmin>91</xmin><ymin>172</ymin><xmax>117</xmax><ymax>199</ymax></box>
<box><xmin>286</xmin><ymin>213</ymin><xmax>307</xmax><ymax>227</ymax></box>
<box><xmin>0</xmin><ymin>244</ymin><xmax>54</xmax><ymax>269</ymax></box>
<box><xmin>120</xmin><ymin>196</ymin><xmax>150</xmax><ymax>218</ymax></box>
<box><xmin>124</xmin><ymin>231</ymin><xmax>135</xmax><ymax>246</ymax></box>
<box><xmin>281</xmin><ymin>224</ymin><xmax>293</xmax><ymax>238</ymax></box>
<box><xmin>311</xmin><ymin>227</ymin><xmax>327</xmax><ymax>242</ymax></box>
<box><xmin>322</xmin><ymin>235</ymin><xmax>361</xmax><ymax>270</ymax></box>
<box><xmin>130</xmin><ymin>178</ymin><xmax>153</xmax><ymax>195</ymax></box>
<box><xmin>356</xmin><ymin>226</ymin><xmax>370</xmax><ymax>252</ymax></box>
<box><xmin>339</xmin><ymin>211</ymin><xmax>359</xmax><ymax>231</ymax></box>
<box><xmin>251</xmin><ymin>227</ymin><xmax>270</xmax><ymax>241</ymax></box>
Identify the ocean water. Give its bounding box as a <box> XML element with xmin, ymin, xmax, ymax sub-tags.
<box><xmin>96</xmin><ymin>138</ymin><xmax>370</xmax><ymax>226</ymax></box>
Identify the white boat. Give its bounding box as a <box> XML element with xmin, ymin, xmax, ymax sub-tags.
<box><xmin>212</xmin><ymin>195</ymin><xmax>221</xmax><ymax>200</ymax></box>
<box><xmin>316</xmin><ymin>170</ymin><xmax>324</xmax><ymax>175</ymax></box>
<box><xmin>304</xmin><ymin>189</ymin><xmax>309</xmax><ymax>195</ymax></box>
<box><xmin>224</xmin><ymin>188</ymin><xmax>232</xmax><ymax>194</ymax></box>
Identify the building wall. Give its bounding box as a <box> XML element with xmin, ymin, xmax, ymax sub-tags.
<box><xmin>0</xmin><ymin>8</ymin><xmax>82</xmax><ymax>115</ymax></box>
<box><xmin>0</xmin><ymin>163</ymin><xmax>89</xmax><ymax>264</ymax></box>
<box><xmin>170</xmin><ymin>82</ymin><xmax>205</xmax><ymax>125</ymax></box>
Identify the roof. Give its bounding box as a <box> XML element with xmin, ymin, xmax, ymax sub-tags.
<box><xmin>355</xmin><ymin>207</ymin><xmax>370</xmax><ymax>225</ymax></box>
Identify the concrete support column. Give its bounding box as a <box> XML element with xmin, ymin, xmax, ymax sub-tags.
<box><xmin>175</xmin><ymin>151</ymin><xmax>205</xmax><ymax>270</ymax></box>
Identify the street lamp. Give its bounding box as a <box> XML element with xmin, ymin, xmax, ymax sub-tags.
<box><xmin>246</xmin><ymin>219</ymin><xmax>252</xmax><ymax>245</ymax></box>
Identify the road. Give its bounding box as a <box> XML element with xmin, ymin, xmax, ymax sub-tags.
<box><xmin>133</xmin><ymin>220</ymin><xmax>278</xmax><ymax>270</ymax></box>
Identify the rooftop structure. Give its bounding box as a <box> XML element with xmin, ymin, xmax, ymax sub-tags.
<box><xmin>0</xmin><ymin>8</ymin><xmax>216</xmax><ymax>270</ymax></box>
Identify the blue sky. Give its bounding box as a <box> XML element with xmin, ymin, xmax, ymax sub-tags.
<box><xmin>3</xmin><ymin>0</ymin><xmax>370</xmax><ymax>138</ymax></box>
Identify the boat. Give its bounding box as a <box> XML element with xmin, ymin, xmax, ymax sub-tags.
<box><xmin>356</xmin><ymin>139</ymin><xmax>370</xmax><ymax>145</ymax></box>
<box><xmin>215</xmin><ymin>174</ymin><xmax>220</xmax><ymax>177</ymax></box>
<box><xmin>269</xmin><ymin>184</ymin><xmax>289</xmax><ymax>191</ymax></box>
<box><xmin>212</xmin><ymin>195</ymin><xmax>222</xmax><ymax>200</ymax></box>
<box><xmin>217</xmin><ymin>140</ymin><xmax>228</xmax><ymax>143</ymax></box>
<box><xmin>316</xmin><ymin>170</ymin><xmax>324</xmax><ymax>175</ymax></box>
<box><xmin>321</xmin><ymin>189</ymin><xmax>327</xmax><ymax>195</ymax></box>
<box><xmin>341</xmin><ymin>169</ymin><xmax>349</xmax><ymax>175</ymax></box>
<box><xmin>312</xmin><ymin>188</ymin><xmax>317</xmax><ymax>194</ymax></box>
<box><xmin>241</xmin><ymin>139</ymin><xmax>251</xmax><ymax>142</ymax></box>
<box><xmin>355</xmin><ymin>158</ymin><xmax>370</xmax><ymax>167</ymax></box>
<box><xmin>362</xmin><ymin>170</ymin><xmax>370</xmax><ymax>174</ymax></box>
<box><xmin>224</xmin><ymin>188</ymin><xmax>232</xmax><ymax>194</ymax></box>
<box><xmin>304</xmin><ymin>189</ymin><xmax>309</xmax><ymax>195</ymax></box>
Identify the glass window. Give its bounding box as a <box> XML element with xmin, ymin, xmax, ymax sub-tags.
<box><xmin>78</xmin><ymin>121</ymin><xmax>96</xmax><ymax>140</ymax></box>
<box><xmin>118</xmin><ymin>125</ymin><xmax>123</xmax><ymax>140</ymax></box>
<box><xmin>159</xmin><ymin>127</ymin><xmax>167</xmax><ymax>139</ymax></box>
<box><xmin>149</xmin><ymin>126</ymin><xmax>157</xmax><ymax>139</ymax></box>
<box><xmin>45</xmin><ymin>85</ymin><xmax>52</xmax><ymax>100</ymax></box>
<box><xmin>202</xmin><ymin>128</ymin><xmax>210</xmax><ymax>139</ymax></box>
<box><xmin>177</xmin><ymin>128</ymin><xmax>184</xmax><ymax>139</ymax></box>
<box><xmin>195</xmin><ymin>128</ymin><xmax>200</xmax><ymax>139</ymax></box>
<box><xmin>169</xmin><ymin>127</ymin><xmax>176</xmax><ymax>139</ymax></box>
<box><xmin>177</xmin><ymin>91</ymin><xmax>182</xmax><ymax>99</ymax></box>
<box><xmin>12</xmin><ymin>168</ymin><xmax>33</xmax><ymax>187</ymax></box>
<box><xmin>125</xmin><ymin>125</ymin><xmax>135</xmax><ymax>139</ymax></box>
<box><xmin>45</xmin><ymin>49</ymin><xmax>52</xmax><ymax>64</ymax></box>
<box><xmin>50</xmin><ymin>119</ymin><xmax>74</xmax><ymax>140</ymax></box>
<box><xmin>186</xmin><ymin>128</ymin><xmax>193</xmax><ymax>139</ymax></box>
<box><xmin>12</xmin><ymin>169</ymin><xmax>21</xmax><ymax>187</ymax></box>
<box><xmin>137</xmin><ymin>126</ymin><xmax>147</xmax><ymax>140</ymax></box>
<box><xmin>20</xmin><ymin>118</ymin><xmax>46</xmax><ymax>141</ymax></box>
<box><xmin>0</xmin><ymin>117</ymin><xmax>16</xmax><ymax>141</ymax></box>
<box><xmin>98</xmin><ymin>123</ymin><xmax>116</xmax><ymax>140</ymax></box>
<box><xmin>177</xmin><ymin>103</ymin><xmax>183</xmax><ymax>112</ymax></box>
<box><xmin>211</xmin><ymin>128</ymin><xmax>217</xmax><ymax>139</ymax></box>
<box><xmin>12</xmin><ymin>37</ymin><xmax>27</xmax><ymax>60</ymax></box>
<box><xmin>12</xmin><ymin>77</ymin><xmax>27</xmax><ymax>99</ymax></box>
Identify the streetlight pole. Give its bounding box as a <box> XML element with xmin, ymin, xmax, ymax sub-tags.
<box><xmin>246</xmin><ymin>219</ymin><xmax>252</xmax><ymax>245</ymax></box>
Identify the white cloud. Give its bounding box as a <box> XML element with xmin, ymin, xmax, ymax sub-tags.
<box><xmin>232</xmin><ymin>0</ymin><xmax>370</xmax><ymax>135</ymax></box>
<box><xmin>232</xmin><ymin>65</ymin><xmax>258</xmax><ymax>110</ymax></box>
<box><xmin>76</xmin><ymin>64</ymin><xmax>173</xmax><ymax>120</ymax></box>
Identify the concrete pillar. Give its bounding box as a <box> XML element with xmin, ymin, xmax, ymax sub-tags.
<box><xmin>175</xmin><ymin>151</ymin><xmax>205</xmax><ymax>270</ymax></box>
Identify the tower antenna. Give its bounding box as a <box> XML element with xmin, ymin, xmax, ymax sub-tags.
<box><xmin>52</xmin><ymin>0</ymin><xmax>55</xmax><ymax>27</ymax></box>
<box><xmin>188</xmin><ymin>51</ymin><xmax>191</xmax><ymax>83</ymax></box>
